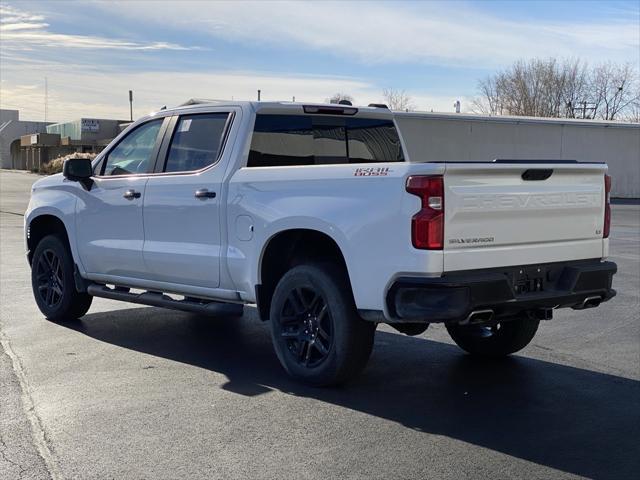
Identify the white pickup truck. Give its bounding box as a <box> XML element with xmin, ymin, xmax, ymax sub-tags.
<box><xmin>25</xmin><ymin>100</ymin><xmax>617</xmax><ymax>385</ymax></box>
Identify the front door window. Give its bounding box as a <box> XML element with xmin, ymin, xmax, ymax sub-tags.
<box><xmin>102</xmin><ymin>119</ymin><xmax>163</xmax><ymax>176</ymax></box>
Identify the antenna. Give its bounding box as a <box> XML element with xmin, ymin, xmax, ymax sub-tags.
<box><xmin>44</xmin><ymin>77</ymin><xmax>48</xmax><ymax>122</ymax></box>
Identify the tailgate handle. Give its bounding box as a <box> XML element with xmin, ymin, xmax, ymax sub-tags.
<box><xmin>522</xmin><ymin>169</ymin><xmax>553</xmax><ymax>181</ymax></box>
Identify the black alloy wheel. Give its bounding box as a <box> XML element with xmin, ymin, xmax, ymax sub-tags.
<box><xmin>464</xmin><ymin>323</ymin><xmax>502</xmax><ymax>339</ymax></box>
<box><xmin>279</xmin><ymin>286</ymin><xmax>333</xmax><ymax>368</ymax></box>
<box><xmin>34</xmin><ymin>248</ymin><xmax>65</xmax><ymax>308</ymax></box>
<box><xmin>269</xmin><ymin>263</ymin><xmax>376</xmax><ymax>386</ymax></box>
<box><xmin>446</xmin><ymin>317</ymin><xmax>540</xmax><ymax>357</ymax></box>
<box><xmin>31</xmin><ymin>234</ymin><xmax>93</xmax><ymax>321</ymax></box>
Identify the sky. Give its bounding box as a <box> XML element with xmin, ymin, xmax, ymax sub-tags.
<box><xmin>1</xmin><ymin>0</ymin><xmax>638</xmax><ymax>122</ymax></box>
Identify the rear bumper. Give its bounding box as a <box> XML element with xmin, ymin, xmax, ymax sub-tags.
<box><xmin>387</xmin><ymin>259</ymin><xmax>617</xmax><ymax>324</ymax></box>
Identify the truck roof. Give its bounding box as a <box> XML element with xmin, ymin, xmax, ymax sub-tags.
<box><xmin>155</xmin><ymin>99</ymin><xmax>639</xmax><ymax>129</ymax></box>
<box><xmin>163</xmin><ymin>99</ymin><xmax>393</xmax><ymax>116</ymax></box>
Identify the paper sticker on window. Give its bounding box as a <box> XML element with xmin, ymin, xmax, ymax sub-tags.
<box><xmin>178</xmin><ymin>119</ymin><xmax>192</xmax><ymax>132</ymax></box>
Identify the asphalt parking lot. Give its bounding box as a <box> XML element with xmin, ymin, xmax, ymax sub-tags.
<box><xmin>1</xmin><ymin>169</ymin><xmax>639</xmax><ymax>480</ymax></box>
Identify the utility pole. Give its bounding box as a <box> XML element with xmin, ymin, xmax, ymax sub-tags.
<box><xmin>129</xmin><ymin>90</ymin><xmax>133</xmax><ymax>122</ymax></box>
<box><xmin>571</xmin><ymin>100</ymin><xmax>595</xmax><ymax>119</ymax></box>
<box><xmin>257</xmin><ymin>89</ymin><xmax>261</xmax><ymax>101</ymax></box>
<box><xmin>44</xmin><ymin>77</ymin><xmax>48</xmax><ymax>122</ymax></box>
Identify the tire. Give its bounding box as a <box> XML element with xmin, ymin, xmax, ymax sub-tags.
<box><xmin>269</xmin><ymin>263</ymin><xmax>375</xmax><ymax>386</ymax></box>
<box><xmin>31</xmin><ymin>234</ymin><xmax>92</xmax><ymax>322</ymax></box>
<box><xmin>446</xmin><ymin>317</ymin><xmax>539</xmax><ymax>357</ymax></box>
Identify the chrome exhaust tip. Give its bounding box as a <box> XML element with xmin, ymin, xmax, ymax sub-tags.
<box><xmin>581</xmin><ymin>296</ymin><xmax>602</xmax><ymax>309</ymax></box>
<box><xmin>461</xmin><ymin>309</ymin><xmax>494</xmax><ymax>325</ymax></box>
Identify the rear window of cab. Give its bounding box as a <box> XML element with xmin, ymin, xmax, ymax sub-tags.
<box><xmin>248</xmin><ymin>114</ymin><xmax>404</xmax><ymax>167</ymax></box>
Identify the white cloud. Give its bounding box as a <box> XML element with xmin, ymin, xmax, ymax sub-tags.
<box><xmin>0</xmin><ymin>66</ymin><xmax>461</xmax><ymax>122</ymax></box>
<box><xmin>4</xmin><ymin>1</ymin><xmax>634</xmax><ymax>123</ymax></box>
<box><xmin>1</xmin><ymin>22</ymin><xmax>48</xmax><ymax>31</ymax></box>
<box><xmin>0</xmin><ymin>4</ymin><xmax>44</xmax><ymax>23</ymax></box>
<box><xmin>0</xmin><ymin>68</ymin><xmax>366</xmax><ymax>121</ymax></box>
<box><xmin>0</xmin><ymin>4</ymin><xmax>197</xmax><ymax>51</ymax></box>
<box><xmin>101</xmin><ymin>0</ymin><xmax>639</xmax><ymax>67</ymax></box>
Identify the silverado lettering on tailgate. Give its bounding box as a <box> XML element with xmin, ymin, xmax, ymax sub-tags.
<box><xmin>459</xmin><ymin>191</ymin><xmax>600</xmax><ymax>211</ymax></box>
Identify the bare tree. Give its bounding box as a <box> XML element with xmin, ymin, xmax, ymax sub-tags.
<box><xmin>326</xmin><ymin>93</ymin><xmax>354</xmax><ymax>104</ymax></box>
<box><xmin>473</xmin><ymin>58</ymin><xmax>589</xmax><ymax>117</ymax></box>
<box><xmin>472</xmin><ymin>58</ymin><xmax>638</xmax><ymax>121</ymax></box>
<box><xmin>382</xmin><ymin>88</ymin><xmax>414</xmax><ymax>111</ymax></box>
<box><xmin>472</xmin><ymin>76</ymin><xmax>505</xmax><ymax>115</ymax></box>
<box><xmin>624</xmin><ymin>95</ymin><xmax>640</xmax><ymax>123</ymax></box>
<box><xmin>589</xmin><ymin>62</ymin><xmax>638</xmax><ymax>120</ymax></box>
<box><xmin>560</xmin><ymin>60</ymin><xmax>590</xmax><ymax>118</ymax></box>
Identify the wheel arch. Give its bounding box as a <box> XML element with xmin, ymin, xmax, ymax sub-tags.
<box><xmin>27</xmin><ymin>213</ymin><xmax>71</xmax><ymax>265</ymax></box>
<box><xmin>256</xmin><ymin>228</ymin><xmax>352</xmax><ymax>321</ymax></box>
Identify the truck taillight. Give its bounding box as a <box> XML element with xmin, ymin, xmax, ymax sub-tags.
<box><xmin>604</xmin><ymin>174</ymin><xmax>611</xmax><ymax>238</ymax></box>
<box><xmin>406</xmin><ymin>175</ymin><xmax>444</xmax><ymax>250</ymax></box>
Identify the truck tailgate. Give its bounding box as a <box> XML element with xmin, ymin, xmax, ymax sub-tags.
<box><xmin>443</xmin><ymin>162</ymin><xmax>607</xmax><ymax>272</ymax></box>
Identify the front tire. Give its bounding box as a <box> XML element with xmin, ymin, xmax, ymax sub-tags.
<box><xmin>31</xmin><ymin>234</ymin><xmax>92</xmax><ymax>322</ymax></box>
<box><xmin>269</xmin><ymin>263</ymin><xmax>375</xmax><ymax>386</ymax></box>
<box><xmin>446</xmin><ymin>317</ymin><xmax>539</xmax><ymax>357</ymax></box>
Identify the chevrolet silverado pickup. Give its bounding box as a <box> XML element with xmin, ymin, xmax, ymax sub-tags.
<box><xmin>25</xmin><ymin>101</ymin><xmax>617</xmax><ymax>385</ymax></box>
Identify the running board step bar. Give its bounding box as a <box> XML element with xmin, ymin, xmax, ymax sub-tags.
<box><xmin>87</xmin><ymin>284</ymin><xmax>244</xmax><ymax>316</ymax></box>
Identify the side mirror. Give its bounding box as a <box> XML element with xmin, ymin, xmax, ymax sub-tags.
<box><xmin>63</xmin><ymin>158</ymin><xmax>94</xmax><ymax>190</ymax></box>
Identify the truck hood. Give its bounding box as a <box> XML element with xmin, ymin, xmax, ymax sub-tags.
<box><xmin>32</xmin><ymin>173</ymin><xmax>65</xmax><ymax>191</ymax></box>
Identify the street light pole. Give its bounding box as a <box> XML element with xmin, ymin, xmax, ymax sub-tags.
<box><xmin>129</xmin><ymin>90</ymin><xmax>133</xmax><ymax>122</ymax></box>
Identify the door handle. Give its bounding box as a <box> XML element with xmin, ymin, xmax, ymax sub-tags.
<box><xmin>123</xmin><ymin>189</ymin><xmax>141</xmax><ymax>200</ymax></box>
<box><xmin>195</xmin><ymin>189</ymin><xmax>216</xmax><ymax>199</ymax></box>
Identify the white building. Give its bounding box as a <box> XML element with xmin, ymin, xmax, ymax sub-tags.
<box><xmin>0</xmin><ymin>109</ymin><xmax>52</xmax><ymax>169</ymax></box>
<box><xmin>396</xmin><ymin>112</ymin><xmax>640</xmax><ymax>198</ymax></box>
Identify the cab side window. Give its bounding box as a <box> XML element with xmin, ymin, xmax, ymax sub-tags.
<box><xmin>248</xmin><ymin>115</ymin><xmax>314</xmax><ymax>167</ymax></box>
<box><xmin>102</xmin><ymin>119</ymin><xmax>163</xmax><ymax>176</ymax></box>
<box><xmin>248</xmin><ymin>114</ymin><xmax>404</xmax><ymax>167</ymax></box>
<box><xmin>163</xmin><ymin>113</ymin><xmax>229</xmax><ymax>173</ymax></box>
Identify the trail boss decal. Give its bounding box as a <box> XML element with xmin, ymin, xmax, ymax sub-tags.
<box><xmin>354</xmin><ymin>167</ymin><xmax>391</xmax><ymax>177</ymax></box>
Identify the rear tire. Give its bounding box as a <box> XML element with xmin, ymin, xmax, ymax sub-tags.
<box><xmin>446</xmin><ymin>317</ymin><xmax>539</xmax><ymax>357</ymax></box>
<box><xmin>269</xmin><ymin>263</ymin><xmax>375</xmax><ymax>386</ymax></box>
<box><xmin>31</xmin><ymin>234</ymin><xmax>92</xmax><ymax>322</ymax></box>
